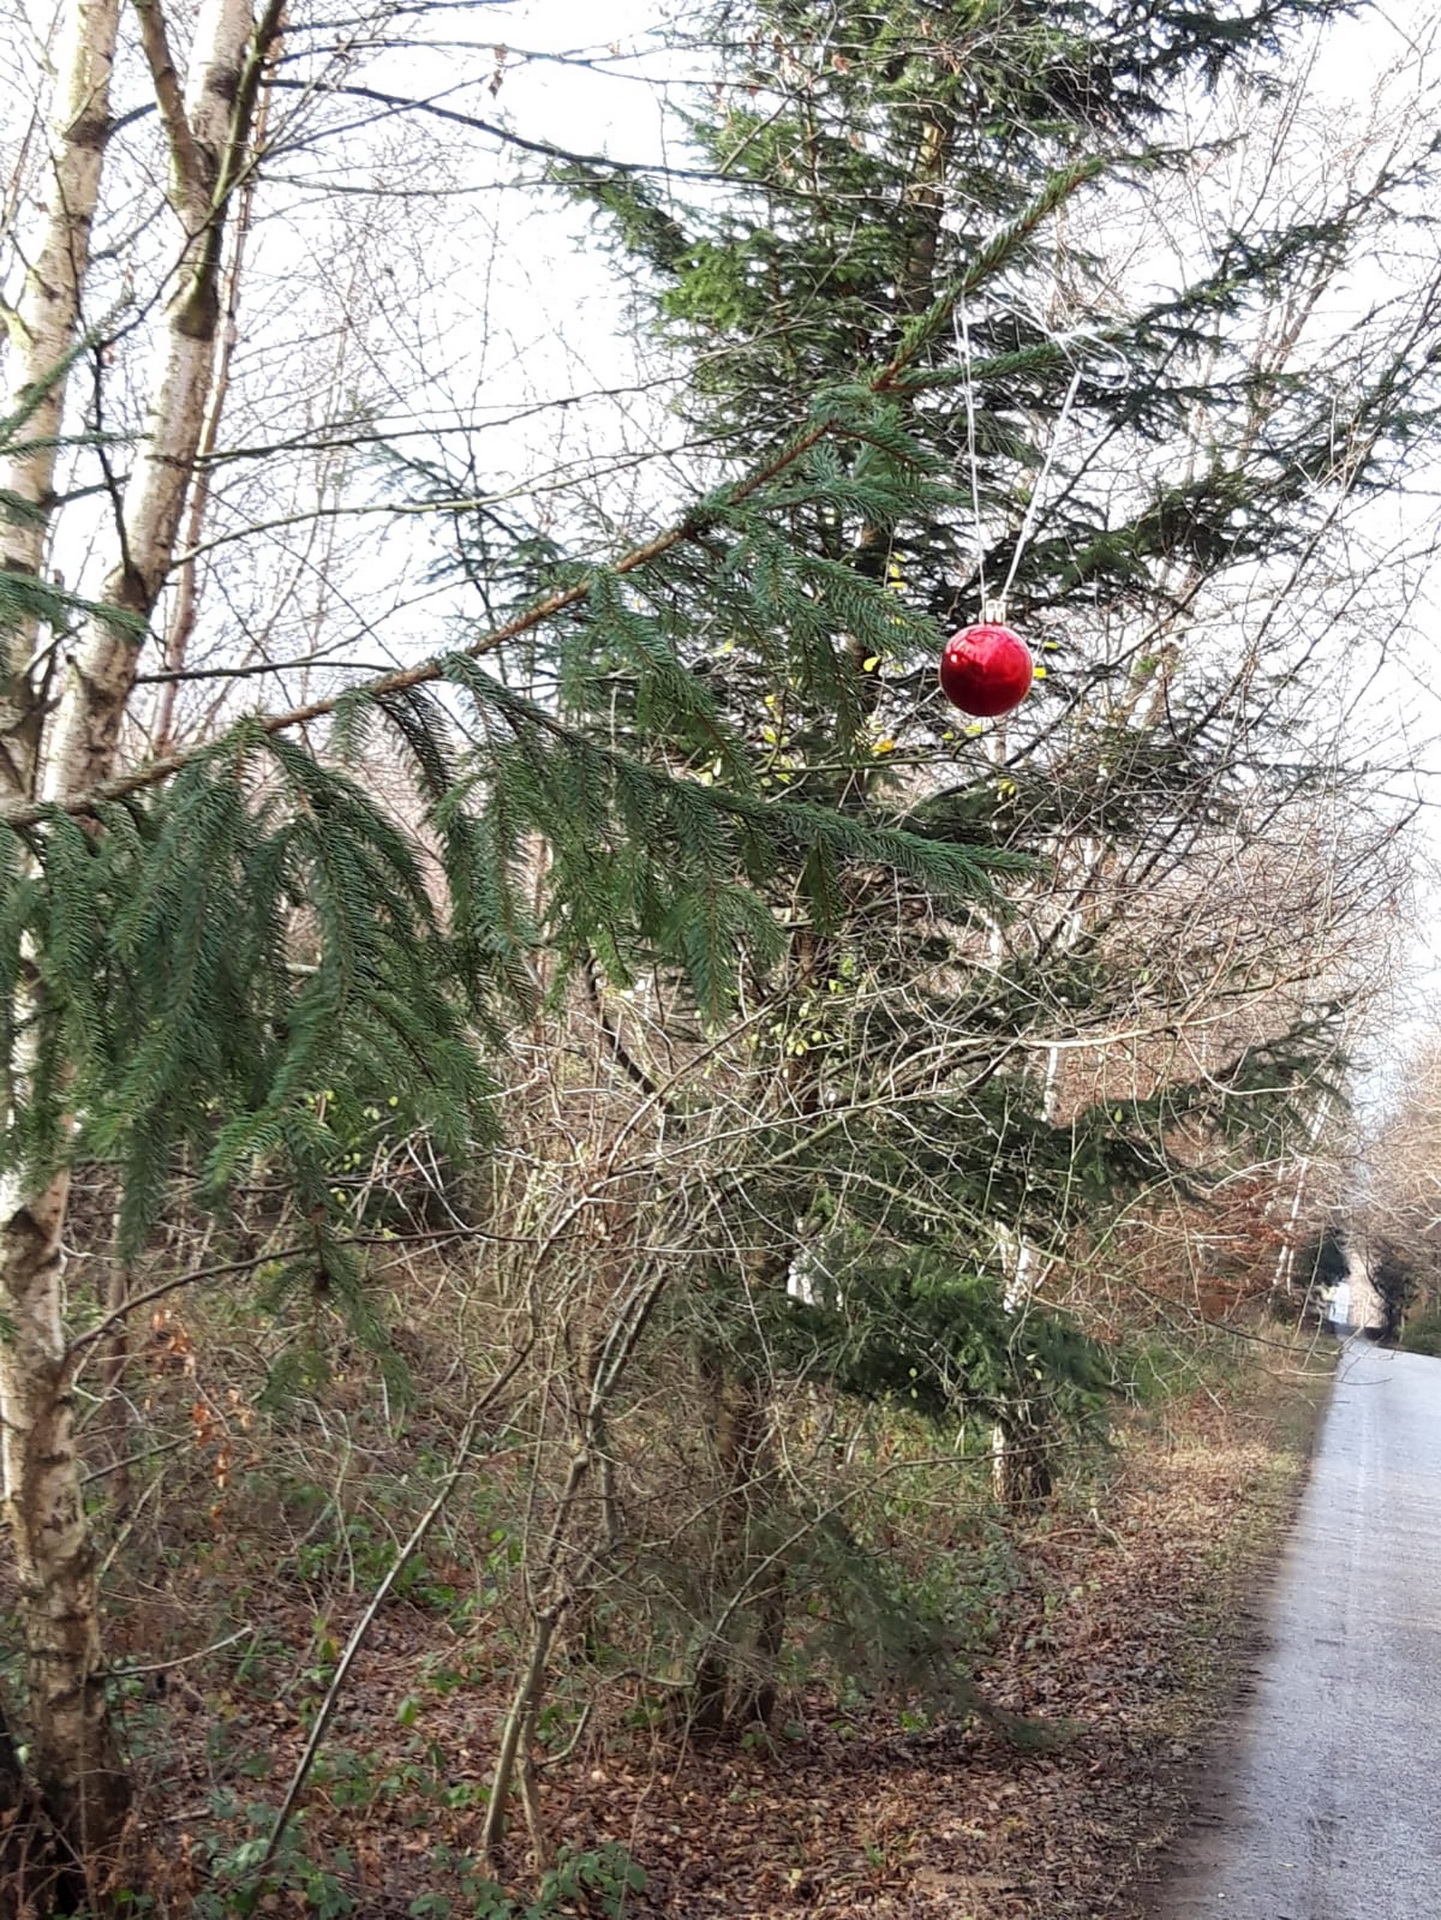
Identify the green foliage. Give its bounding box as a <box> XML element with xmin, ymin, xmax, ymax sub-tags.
<box><xmin>789</xmin><ymin>1510</ymin><xmax>1023</xmax><ymax>1713</ymax></box>
<box><xmin>188</xmin><ymin>1791</ymin><xmax>641</xmax><ymax>1919</ymax></box>
<box><xmin>415</xmin><ymin>1842</ymin><xmax>645</xmax><ymax>1920</ymax></box>
<box><xmin>3</xmin><ymin>359</ymin><xmax>1049</xmax><ymax>1292</ymax></box>
<box><xmin>0</xmin><ymin>730</ymin><xmax>503</xmax><ymax>1264</ymax></box>
<box><xmin>755</xmin><ymin>1247</ymin><xmax>1114</xmax><ymax>1435</ymax></box>
<box><xmin>1369</xmin><ymin>1237</ymin><xmax>1420</xmax><ymax>1344</ymax></box>
<box><xmin>525</xmin><ymin>0</ymin><xmax>1403</xmax><ymax>1220</ymax></box>
<box><xmin>190</xmin><ymin>1799</ymin><xmax>356</xmax><ymax>1917</ymax></box>
<box><xmin>1400</xmin><ymin>1309</ymin><xmax>1441</xmax><ymax>1359</ymax></box>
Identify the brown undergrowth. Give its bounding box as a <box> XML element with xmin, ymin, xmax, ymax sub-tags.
<box><xmin>62</xmin><ymin>1327</ymin><xmax>1333</xmax><ymax>1920</ymax></box>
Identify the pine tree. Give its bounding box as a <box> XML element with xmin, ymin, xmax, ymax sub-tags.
<box><xmin>521</xmin><ymin>0</ymin><xmax>1441</xmax><ymax>1672</ymax></box>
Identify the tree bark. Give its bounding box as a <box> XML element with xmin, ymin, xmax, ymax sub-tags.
<box><xmin>690</xmin><ymin>939</ymin><xmax>826</xmax><ymax>1732</ymax></box>
<box><xmin>991</xmin><ymin>1399</ymin><xmax>1056</xmax><ymax>1512</ymax></box>
<box><xmin>0</xmin><ymin>0</ymin><xmax>122</xmax><ymax>805</ymax></box>
<box><xmin>0</xmin><ymin>1169</ymin><xmax>129</xmax><ymax>1876</ymax></box>
<box><xmin>0</xmin><ymin>0</ymin><xmax>278</xmax><ymax>1882</ymax></box>
<box><xmin>43</xmin><ymin>0</ymin><xmax>280</xmax><ymax>801</ymax></box>
<box><xmin>0</xmin><ymin>0</ymin><xmax>130</xmax><ymax>1878</ymax></box>
<box><xmin>691</xmin><ymin>1250</ymin><xmax>788</xmax><ymax>1734</ymax></box>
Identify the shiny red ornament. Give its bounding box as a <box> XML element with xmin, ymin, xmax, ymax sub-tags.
<box><xmin>938</xmin><ymin>622</ymin><xmax>1034</xmax><ymax>718</ymax></box>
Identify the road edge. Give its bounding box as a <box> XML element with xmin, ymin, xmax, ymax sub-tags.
<box><xmin>1130</xmin><ymin>1335</ymin><xmax>1342</xmax><ymax>1919</ymax></box>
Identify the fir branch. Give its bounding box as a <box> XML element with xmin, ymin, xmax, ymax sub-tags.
<box><xmin>0</xmin><ymin>165</ymin><xmax>1107</xmax><ymax>832</ymax></box>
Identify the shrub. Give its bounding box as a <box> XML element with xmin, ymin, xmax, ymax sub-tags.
<box><xmin>1401</xmin><ymin>1309</ymin><xmax>1441</xmax><ymax>1358</ymax></box>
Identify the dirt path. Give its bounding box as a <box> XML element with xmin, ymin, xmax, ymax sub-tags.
<box><xmin>1157</xmin><ymin>1343</ymin><xmax>1441</xmax><ymax>1920</ymax></box>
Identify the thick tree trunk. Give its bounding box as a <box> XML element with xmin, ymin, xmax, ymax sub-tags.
<box><xmin>0</xmin><ymin>1168</ymin><xmax>130</xmax><ymax>1874</ymax></box>
<box><xmin>692</xmin><ymin>1252</ymin><xmax>788</xmax><ymax>1734</ymax></box>
<box><xmin>691</xmin><ymin>948</ymin><xmax>822</xmax><ymax>1732</ymax></box>
<box><xmin>0</xmin><ymin>0</ymin><xmax>277</xmax><ymax>1886</ymax></box>
<box><xmin>719</xmin><ymin>1376</ymin><xmax>785</xmax><ymax>1729</ymax></box>
<box><xmin>991</xmin><ymin>1401</ymin><xmax>1056</xmax><ymax>1512</ymax></box>
<box><xmin>691</xmin><ymin>1364</ymin><xmax>756</xmax><ymax>1733</ymax></box>
<box><xmin>991</xmin><ymin>1220</ymin><xmax>1059</xmax><ymax>1514</ymax></box>
<box><xmin>0</xmin><ymin>0</ymin><xmax>130</xmax><ymax>1880</ymax></box>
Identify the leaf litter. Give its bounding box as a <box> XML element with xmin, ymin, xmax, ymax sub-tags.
<box><xmin>132</xmin><ymin>1358</ymin><xmax>1324</xmax><ymax>1918</ymax></box>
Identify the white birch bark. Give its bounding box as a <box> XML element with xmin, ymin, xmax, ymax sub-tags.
<box><xmin>0</xmin><ymin>0</ymin><xmax>122</xmax><ymax>805</ymax></box>
<box><xmin>0</xmin><ymin>0</ymin><xmax>129</xmax><ymax>1863</ymax></box>
<box><xmin>0</xmin><ymin>0</ymin><xmax>275</xmax><ymax>1865</ymax></box>
<box><xmin>43</xmin><ymin>0</ymin><xmax>271</xmax><ymax>802</ymax></box>
<box><xmin>0</xmin><ymin>1169</ymin><xmax>129</xmax><ymax>1862</ymax></box>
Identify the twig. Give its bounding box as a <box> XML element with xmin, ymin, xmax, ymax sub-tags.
<box><xmin>254</xmin><ymin>1345</ymin><xmax>528</xmax><ymax>1880</ymax></box>
<box><xmin>255</xmin><ymin>1410</ymin><xmax>480</xmax><ymax>1877</ymax></box>
<box><xmin>64</xmin><ymin>1224</ymin><xmax>525</xmax><ymax>1374</ymax></box>
<box><xmin>81</xmin><ymin>1434</ymin><xmax>187</xmax><ymax>1484</ymax></box>
<box><xmin>108</xmin><ymin>1626</ymin><xmax>253</xmax><ymax>1678</ymax></box>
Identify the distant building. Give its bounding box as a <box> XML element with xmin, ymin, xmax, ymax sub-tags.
<box><xmin>1327</xmin><ymin>1255</ymin><xmax>1384</xmax><ymax>1334</ymax></box>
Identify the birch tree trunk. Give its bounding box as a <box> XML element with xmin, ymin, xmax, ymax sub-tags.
<box><xmin>0</xmin><ymin>0</ymin><xmax>278</xmax><ymax>1875</ymax></box>
<box><xmin>44</xmin><ymin>0</ymin><xmax>280</xmax><ymax>799</ymax></box>
<box><xmin>0</xmin><ymin>1178</ymin><xmax>129</xmax><ymax>1870</ymax></box>
<box><xmin>0</xmin><ymin>0</ymin><xmax>122</xmax><ymax>805</ymax></box>
<box><xmin>0</xmin><ymin>0</ymin><xmax>130</xmax><ymax>1874</ymax></box>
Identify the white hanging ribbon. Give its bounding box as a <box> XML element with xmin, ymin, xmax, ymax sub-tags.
<box><xmin>952</xmin><ymin>295</ymin><xmax>1126</xmax><ymax>626</ymax></box>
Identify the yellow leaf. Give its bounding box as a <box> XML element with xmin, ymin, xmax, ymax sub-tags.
<box><xmin>874</xmin><ymin>736</ymin><xmax>896</xmax><ymax>753</ymax></box>
<box><xmin>862</xmin><ymin>655</ymin><xmax>881</xmax><ymax>672</ymax></box>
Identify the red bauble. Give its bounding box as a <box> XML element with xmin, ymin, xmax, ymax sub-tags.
<box><xmin>938</xmin><ymin>622</ymin><xmax>1034</xmax><ymax>718</ymax></box>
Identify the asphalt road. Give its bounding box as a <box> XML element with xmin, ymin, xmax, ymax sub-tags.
<box><xmin>1163</xmin><ymin>1342</ymin><xmax>1441</xmax><ymax>1920</ymax></box>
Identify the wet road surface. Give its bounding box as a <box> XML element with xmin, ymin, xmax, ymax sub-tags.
<box><xmin>1162</xmin><ymin>1343</ymin><xmax>1441</xmax><ymax>1920</ymax></box>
